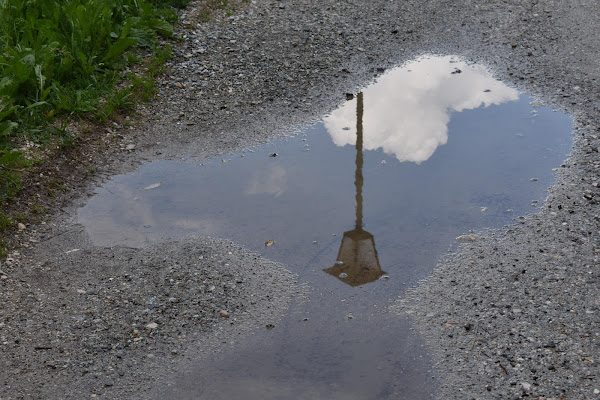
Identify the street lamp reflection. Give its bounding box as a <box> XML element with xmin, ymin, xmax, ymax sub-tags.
<box><xmin>324</xmin><ymin>93</ymin><xmax>386</xmax><ymax>286</ymax></box>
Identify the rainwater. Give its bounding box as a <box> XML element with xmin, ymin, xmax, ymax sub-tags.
<box><xmin>78</xmin><ymin>56</ymin><xmax>572</xmax><ymax>399</ymax></box>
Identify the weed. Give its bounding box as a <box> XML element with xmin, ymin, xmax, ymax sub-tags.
<box><xmin>31</xmin><ymin>203</ymin><xmax>47</xmax><ymax>214</ymax></box>
<box><xmin>0</xmin><ymin>213</ymin><xmax>13</xmax><ymax>231</ymax></box>
<box><xmin>0</xmin><ymin>150</ymin><xmax>31</xmax><ymax>200</ymax></box>
<box><xmin>0</xmin><ymin>238</ymin><xmax>7</xmax><ymax>258</ymax></box>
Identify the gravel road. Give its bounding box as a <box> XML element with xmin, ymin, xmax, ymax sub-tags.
<box><xmin>1</xmin><ymin>0</ymin><xmax>599</xmax><ymax>398</ymax></box>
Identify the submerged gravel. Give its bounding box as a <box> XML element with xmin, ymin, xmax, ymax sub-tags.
<box><xmin>1</xmin><ymin>0</ymin><xmax>599</xmax><ymax>398</ymax></box>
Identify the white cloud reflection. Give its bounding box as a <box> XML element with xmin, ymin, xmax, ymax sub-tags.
<box><xmin>324</xmin><ymin>55</ymin><xmax>519</xmax><ymax>163</ymax></box>
<box><xmin>245</xmin><ymin>165</ymin><xmax>288</xmax><ymax>197</ymax></box>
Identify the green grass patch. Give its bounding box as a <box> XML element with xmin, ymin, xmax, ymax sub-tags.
<box><xmin>0</xmin><ymin>0</ymin><xmax>181</xmax><ymax>200</ymax></box>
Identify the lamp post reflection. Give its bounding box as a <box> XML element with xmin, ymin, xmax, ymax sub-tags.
<box><xmin>324</xmin><ymin>92</ymin><xmax>386</xmax><ymax>286</ymax></box>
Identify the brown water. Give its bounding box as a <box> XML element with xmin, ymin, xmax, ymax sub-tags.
<box><xmin>78</xmin><ymin>56</ymin><xmax>572</xmax><ymax>399</ymax></box>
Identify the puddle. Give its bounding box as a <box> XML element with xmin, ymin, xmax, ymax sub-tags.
<box><xmin>78</xmin><ymin>55</ymin><xmax>572</xmax><ymax>399</ymax></box>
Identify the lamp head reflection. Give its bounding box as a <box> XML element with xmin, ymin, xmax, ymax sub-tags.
<box><xmin>324</xmin><ymin>92</ymin><xmax>386</xmax><ymax>286</ymax></box>
<box><xmin>324</xmin><ymin>228</ymin><xmax>384</xmax><ymax>286</ymax></box>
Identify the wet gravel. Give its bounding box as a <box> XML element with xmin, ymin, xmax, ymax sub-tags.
<box><xmin>1</xmin><ymin>233</ymin><xmax>295</xmax><ymax>399</ymax></box>
<box><xmin>1</xmin><ymin>0</ymin><xmax>599</xmax><ymax>398</ymax></box>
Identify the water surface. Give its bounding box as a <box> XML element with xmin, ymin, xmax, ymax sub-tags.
<box><xmin>78</xmin><ymin>55</ymin><xmax>572</xmax><ymax>399</ymax></box>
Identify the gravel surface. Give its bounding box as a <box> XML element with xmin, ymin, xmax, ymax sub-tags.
<box><xmin>1</xmin><ymin>232</ymin><xmax>296</xmax><ymax>399</ymax></box>
<box><xmin>1</xmin><ymin>0</ymin><xmax>599</xmax><ymax>398</ymax></box>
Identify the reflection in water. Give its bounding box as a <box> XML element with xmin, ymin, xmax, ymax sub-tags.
<box><xmin>245</xmin><ymin>165</ymin><xmax>288</xmax><ymax>197</ymax></box>
<box><xmin>324</xmin><ymin>93</ymin><xmax>385</xmax><ymax>286</ymax></box>
<box><xmin>324</xmin><ymin>55</ymin><xmax>520</xmax><ymax>163</ymax></box>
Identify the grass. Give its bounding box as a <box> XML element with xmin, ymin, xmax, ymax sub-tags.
<box><xmin>0</xmin><ymin>0</ymin><xmax>179</xmax><ymax>199</ymax></box>
<box><xmin>0</xmin><ymin>0</ymin><xmax>195</xmax><ymax>254</ymax></box>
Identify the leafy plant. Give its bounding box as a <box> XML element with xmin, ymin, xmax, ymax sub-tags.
<box><xmin>0</xmin><ymin>0</ymin><xmax>179</xmax><ymax>201</ymax></box>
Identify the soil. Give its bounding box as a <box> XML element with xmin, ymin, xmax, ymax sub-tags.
<box><xmin>1</xmin><ymin>0</ymin><xmax>599</xmax><ymax>399</ymax></box>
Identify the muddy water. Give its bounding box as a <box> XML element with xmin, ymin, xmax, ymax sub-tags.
<box><xmin>78</xmin><ymin>56</ymin><xmax>572</xmax><ymax>399</ymax></box>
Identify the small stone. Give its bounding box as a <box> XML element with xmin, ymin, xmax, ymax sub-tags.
<box><xmin>266</xmin><ymin>323</ymin><xmax>275</xmax><ymax>329</ymax></box>
<box><xmin>1</xmin><ymin>275</ymin><xmax>7</xmax><ymax>280</ymax></box>
<box><xmin>456</xmin><ymin>234</ymin><xmax>476</xmax><ymax>242</ymax></box>
<box><xmin>594</xmin><ymin>388</ymin><xmax>599</xmax><ymax>395</ymax></box>
<box><xmin>530</xmin><ymin>177</ymin><xmax>538</xmax><ymax>181</ymax></box>
<box><xmin>125</xmin><ymin>144</ymin><xmax>135</xmax><ymax>151</ymax></box>
<box><xmin>522</xmin><ymin>382</ymin><xmax>531</xmax><ymax>391</ymax></box>
<box><xmin>76</xmin><ymin>289</ymin><xmax>86</xmax><ymax>294</ymax></box>
<box><xmin>346</xmin><ymin>313</ymin><xmax>354</xmax><ymax>320</ymax></box>
<box><xmin>219</xmin><ymin>310</ymin><xmax>230</xmax><ymax>318</ymax></box>
<box><xmin>17</xmin><ymin>223</ymin><xmax>26</xmax><ymax>231</ymax></box>
<box><xmin>145</xmin><ymin>322</ymin><xmax>158</xmax><ymax>329</ymax></box>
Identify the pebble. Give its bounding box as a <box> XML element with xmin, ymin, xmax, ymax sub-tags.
<box><xmin>456</xmin><ymin>234</ymin><xmax>476</xmax><ymax>242</ymax></box>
